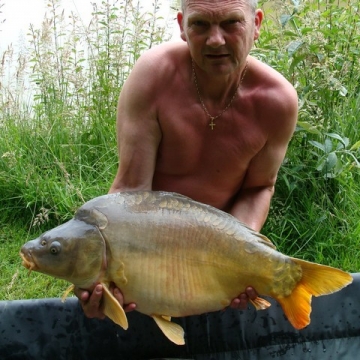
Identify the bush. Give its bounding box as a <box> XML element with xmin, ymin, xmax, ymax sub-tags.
<box><xmin>256</xmin><ymin>0</ymin><xmax>360</xmax><ymax>269</ymax></box>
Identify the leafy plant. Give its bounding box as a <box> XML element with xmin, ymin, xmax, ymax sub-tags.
<box><xmin>257</xmin><ymin>0</ymin><xmax>360</xmax><ymax>269</ymax></box>
<box><xmin>308</xmin><ymin>133</ymin><xmax>360</xmax><ymax>178</ymax></box>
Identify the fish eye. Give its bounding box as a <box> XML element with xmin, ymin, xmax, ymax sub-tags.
<box><xmin>49</xmin><ymin>241</ymin><xmax>61</xmax><ymax>255</ymax></box>
<box><xmin>41</xmin><ymin>239</ymin><xmax>47</xmax><ymax>246</ymax></box>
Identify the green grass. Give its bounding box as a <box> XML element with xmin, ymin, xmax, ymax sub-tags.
<box><xmin>0</xmin><ymin>0</ymin><xmax>173</xmax><ymax>300</ymax></box>
<box><xmin>1</xmin><ymin>0</ymin><xmax>360</xmax><ymax>301</ymax></box>
<box><xmin>0</xmin><ymin>220</ymin><xmax>68</xmax><ymax>300</ymax></box>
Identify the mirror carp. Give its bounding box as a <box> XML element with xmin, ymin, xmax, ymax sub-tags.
<box><xmin>20</xmin><ymin>191</ymin><xmax>353</xmax><ymax>345</ymax></box>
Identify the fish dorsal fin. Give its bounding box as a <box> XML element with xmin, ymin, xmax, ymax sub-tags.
<box><xmin>101</xmin><ymin>283</ymin><xmax>128</xmax><ymax>330</ymax></box>
<box><xmin>152</xmin><ymin>315</ymin><xmax>185</xmax><ymax>345</ymax></box>
<box><xmin>254</xmin><ymin>232</ymin><xmax>276</xmax><ymax>249</ymax></box>
<box><xmin>234</xmin><ymin>219</ymin><xmax>276</xmax><ymax>250</ymax></box>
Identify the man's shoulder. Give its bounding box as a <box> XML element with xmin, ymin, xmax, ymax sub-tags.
<box><xmin>137</xmin><ymin>41</ymin><xmax>189</xmax><ymax>73</ymax></box>
<box><xmin>248</xmin><ymin>57</ymin><xmax>298</xmax><ymax>131</ymax></box>
<box><xmin>121</xmin><ymin>41</ymin><xmax>190</xmax><ymax>103</ymax></box>
<box><xmin>251</xmin><ymin>57</ymin><xmax>295</xmax><ymax>90</ymax></box>
<box><xmin>146</xmin><ymin>41</ymin><xmax>189</xmax><ymax>56</ymax></box>
<box><xmin>249</xmin><ymin>57</ymin><xmax>297</xmax><ymax>107</ymax></box>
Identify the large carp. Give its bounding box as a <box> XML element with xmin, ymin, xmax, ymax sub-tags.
<box><xmin>20</xmin><ymin>191</ymin><xmax>352</xmax><ymax>345</ymax></box>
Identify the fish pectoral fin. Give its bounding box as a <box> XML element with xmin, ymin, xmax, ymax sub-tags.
<box><xmin>61</xmin><ymin>284</ymin><xmax>75</xmax><ymax>303</ymax></box>
<box><xmin>250</xmin><ymin>296</ymin><xmax>271</xmax><ymax>310</ymax></box>
<box><xmin>115</xmin><ymin>262</ymin><xmax>128</xmax><ymax>285</ymax></box>
<box><xmin>101</xmin><ymin>283</ymin><xmax>128</xmax><ymax>330</ymax></box>
<box><xmin>152</xmin><ymin>315</ymin><xmax>185</xmax><ymax>345</ymax></box>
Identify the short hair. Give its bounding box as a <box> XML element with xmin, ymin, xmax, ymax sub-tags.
<box><xmin>180</xmin><ymin>0</ymin><xmax>258</xmax><ymax>13</ymax></box>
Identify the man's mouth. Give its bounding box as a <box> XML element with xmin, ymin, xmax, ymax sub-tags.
<box><xmin>205</xmin><ymin>54</ymin><xmax>229</xmax><ymax>59</ymax></box>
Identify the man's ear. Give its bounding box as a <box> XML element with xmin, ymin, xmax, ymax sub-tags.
<box><xmin>254</xmin><ymin>9</ymin><xmax>264</xmax><ymax>40</ymax></box>
<box><xmin>177</xmin><ymin>12</ymin><xmax>187</xmax><ymax>42</ymax></box>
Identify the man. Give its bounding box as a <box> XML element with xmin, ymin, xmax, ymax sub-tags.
<box><xmin>75</xmin><ymin>0</ymin><xmax>298</xmax><ymax>320</ymax></box>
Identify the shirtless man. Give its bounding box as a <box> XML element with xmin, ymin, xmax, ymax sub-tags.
<box><xmin>75</xmin><ymin>0</ymin><xmax>298</xmax><ymax>320</ymax></box>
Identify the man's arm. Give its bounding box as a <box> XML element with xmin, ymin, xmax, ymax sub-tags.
<box><xmin>75</xmin><ymin>49</ymin><xmax>163</xmax><ymax>317</ymax></box>
<box><xmin>230</xmin><ymin>82</ymin><xmax>298</xmax><ymax>232</ymax></box>
<box><xmin>109</xmin><ymin>53</ymin><xmax>162</xmax><ymax>194</ymax></box>
<box><xmin>227</xmin><ymin>80</ymin><xmax>298</xmax><ymax>310</ymax></box>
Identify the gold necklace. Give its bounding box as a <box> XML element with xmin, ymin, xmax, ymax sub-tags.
<box><xmin>192</xmin><ymin>59</ymin><xmax>248</xmax><ymax>130</ymax></box>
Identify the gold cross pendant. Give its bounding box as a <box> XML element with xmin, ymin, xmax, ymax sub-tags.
<box><xmin>209</xmin><ymin>117</ymin><xmax>216</xmax><ymax>130</ymax></box>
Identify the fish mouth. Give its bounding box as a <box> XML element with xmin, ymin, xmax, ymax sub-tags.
<box><xmin>19</xmin><ymin>251</ymin><xmax>38</xmax><ymax>273</ymax></box>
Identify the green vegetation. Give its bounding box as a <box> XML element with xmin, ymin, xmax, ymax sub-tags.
<box><xmin>257</xmin><ymin>0</ymin><xmax>360</xmax><ymax>268</ymax></box>
<box><xmin>1</xmin><ymin>0</ymin><xmax>359</xmax><ymax>300</ymax></box>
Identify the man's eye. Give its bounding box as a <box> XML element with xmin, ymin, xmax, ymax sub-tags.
<box><xmin>193</xmin><ymin>21</ymin><xmax>207</xmax><ymax>27</ymax></box>
<box><xmin>224</xmin><ymin>19</ymin><xmax>240</xmax><ymax>25</ymax></box>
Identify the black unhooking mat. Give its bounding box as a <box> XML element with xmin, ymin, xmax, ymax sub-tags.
<box><xmin>1</xmin><ymin>273</ymin><xmax>359</xmax><ymax>360</ymax></box>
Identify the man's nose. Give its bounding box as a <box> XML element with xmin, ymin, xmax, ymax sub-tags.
<box><xmin>206</xmin><ymin>25</ymin><xmax>226</xmax><ymax>47</ymax></box>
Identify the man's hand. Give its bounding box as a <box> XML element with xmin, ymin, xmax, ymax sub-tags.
<box><xmin>75</xmin><ymin>284</ymin><xmax>256</xmax><ymax>318</ymax></box>
<box><xmin>74</xmin><ymin>283</ymin><xmax>136</xmax><ymax>319</ymax></box>
<box><xmin>229</xmin><ymin>287</ymin><xmax>258</xmax><ymax>310</ymax></box>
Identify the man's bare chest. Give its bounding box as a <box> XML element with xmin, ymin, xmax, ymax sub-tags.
<box><xmin>155</xmin><ymin>109</ymin><xmax>267</xmax><ymax>177</ymax></box>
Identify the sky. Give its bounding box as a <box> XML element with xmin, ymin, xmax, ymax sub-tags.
<box><xmin>1</xmin><ymin>0</ymin><xmax>87</xmax><ymax>50</ymax></box>
<box><xmin>0</xmin><ymin>0</ymin><xmax>180</xmax><ymax>51</ymax></box>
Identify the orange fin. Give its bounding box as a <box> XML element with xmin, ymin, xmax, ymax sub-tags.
<box><xmin>277</xmin><ymin>258</ymin><xmax>353</xmax><ymax>329</ymax></box>
<box><xmin>277</xmin><ymin>282</ymin><xmax>312</xmax><ymax>329</ymax></box>
<box><xmin>291</xmin><ymin>258</ymin><xmax>353</xmax><ymax>296</ymax></box>
<box><xmin>152</xmin><ymin>315</ymin><xmax>185</xmax><ymax>345</ymax></box>
<box><xmin>250</xmin><ymin>296</ymin><xmax>271</xmax><ymax>310</ymax></box>
<box><xmin>102</xmin><ymin>283</ymin><xmax>128</xmax><ymax>330</ymax></box>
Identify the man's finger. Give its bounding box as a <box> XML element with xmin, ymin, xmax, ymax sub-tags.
<box><xmin>245</xmin><ymin>286</ymin><xmax>258</xmax><ymax>300</ymax></box>
<box><xmin>113</xmin><ymin>287</ymin><xmax>136</xmax><ymax>312</ymax></box>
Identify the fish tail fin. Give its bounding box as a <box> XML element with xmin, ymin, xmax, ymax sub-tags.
<box><xmin>276</xmin><ymin>258</ymin><xmax>353</xmax><ymax>330</ymax></box>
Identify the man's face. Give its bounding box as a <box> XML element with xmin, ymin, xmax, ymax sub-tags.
<box><xmin>177</xmin><ymin>0</ymin><xmax>263</xmax><ymax>75</ymax></box>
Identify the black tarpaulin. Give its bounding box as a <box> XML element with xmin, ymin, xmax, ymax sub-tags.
<box><xmin>0</xmin><ymin>273</ymin><xmax>359</xmax><ymax>360</ymax></box>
